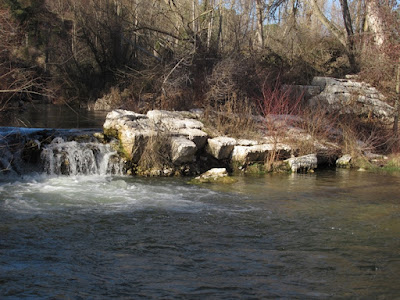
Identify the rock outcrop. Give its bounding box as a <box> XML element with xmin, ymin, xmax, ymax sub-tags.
<box><xmin>103</xmin><ymin>109</ymin><xmax>207</xmax><ymax>165</ymax></box>
<box><xmin>308</xmin><ymin>76</ymin><xmax>394</xmax><ymax>121</ymax></box>
<box><xmin>102</xmin><ymin>108</ymin><xmax>340</xmax><ymax>176</ymax></box>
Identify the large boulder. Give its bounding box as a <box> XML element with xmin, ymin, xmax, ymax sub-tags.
<box><xmin>103</xmin><ymin>109</ymin><xmax>155</xmax><ymax>160</ymax></box>
<box><xmin>171</xmin><ymin>137</ymin><xmax>197</xmax><ymax>165</ymax></box>
<box><xmin>309</xmin><ymin>77</ymin><xmax>394</xmax><ymax>121</ymax></box>
<box><xmin>178</xmin><ymin>128</ymin><xmax>208</xmax><ymax>149</ymax></box>
<box><xmin>103</xmin><ymin>109</ymin><xmax>208</xmax><ymax>168</ymax></box>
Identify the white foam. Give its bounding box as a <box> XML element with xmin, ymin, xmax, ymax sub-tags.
<box><xmin>0</xmin><ymin>175</ymin><xmax>223</xmax><ymax>214</ymax></box>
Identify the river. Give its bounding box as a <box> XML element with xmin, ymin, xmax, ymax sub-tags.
<box><xmin>0</xmin><ymin>104</ymin><xmax>107</xmax><ymax>128</ymax></box>
<box><xmin>1</xmin><ymin>170</ymin><xmax>400</xmax><ymax>298</ymax></box>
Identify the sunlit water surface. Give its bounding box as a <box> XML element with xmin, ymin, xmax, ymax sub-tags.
<box><xmin>1</xmin><ymin>170</ymin><xmax>400</xmax><ymax>298</ymax></box>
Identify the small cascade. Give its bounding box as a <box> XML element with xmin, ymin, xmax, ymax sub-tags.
<box><xmin>41</xmin><ymin>137</ymin><xmax>124</xmax><ymax>176</ymax></box>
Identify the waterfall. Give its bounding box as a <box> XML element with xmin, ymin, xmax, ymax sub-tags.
<box><xmin>0</xmin><ymin>128</ymin><xmax>126</xmax><ymax>177</ymax></box>
<box><xmin>41</xmin><ymin>137</ymin><xmax>124</xmax><ymax>176</ymax></box>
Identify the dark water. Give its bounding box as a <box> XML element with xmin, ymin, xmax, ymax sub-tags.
<box><xmin>0</xmin><ymin>104</ymin><xmax>107</xmax><ymax>128</ymax></box>
<box><xmin>1</xmin><ymin>170</ymin><xmax>400</xmax><ymax>299</ymax></box>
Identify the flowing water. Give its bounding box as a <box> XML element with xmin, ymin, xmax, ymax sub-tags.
<box><xmin>1</xmin><ymin>168</ymin><xmax>400</xmax><ymax>299</ymax></box>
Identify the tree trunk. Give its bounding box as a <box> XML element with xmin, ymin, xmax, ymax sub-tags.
<box><xmin>255</xmin><ymin>0</ymin><xmax>264</xmax><ymax>50</ymax></box>
<box><xmin>307</xmin><ymin>0</ymin><xmax>347</xmax><ymax>47</ymax></box>
<box><xmin>393</xmin><ymin>58</ymin><xmax>400</xmax><ymax>141</ymax></box>
<box><xmin>216</xmin><ymin>0</ymin><xmax>223</xmax><ymax>52</ymax></box>
<box><xmin>338</xmin><ymin>0</ymin><xmax>358</xmax><ymax>72</ymax></box>
<box><xmin>207</xmin><ymin>0</ymin><xmax>215</xmax><ymax>51</ymax></box>
<box><xmin>366</xmin><ymin>0</ymin><xmax>385</xmax><ymax>47</ymax></box>
<box><xmin>307</xmin><ymin>0</ymin><xmax>358</xmax><ymax>72</ymax></box>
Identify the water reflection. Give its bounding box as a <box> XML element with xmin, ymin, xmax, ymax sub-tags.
<box><xmin>0</xmin><ymin>104</ymin><xmax>107</xmax><ymax>128</ymax></box>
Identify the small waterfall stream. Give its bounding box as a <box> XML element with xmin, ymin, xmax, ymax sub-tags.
<box><xmin>0</xmin><ymin>127</ymin><xmax>124</xmax><ymax>176</ymax></box>
<box><xmin>41</xmin><ymin>137</ymin><xmax>124</xmax><ymax>176</ymax></box>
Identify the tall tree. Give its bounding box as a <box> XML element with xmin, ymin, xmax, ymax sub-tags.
<box><xmin>306</xmin><ymin>0</ymin><xmax>358</xmax><ymax>71</ymax></box>
<box><xmin>365</xmin><ymin>0</ymin><xmax>386</xmax><ymax>47</ymax></box>
<box><xmin>255</xmin><ymin>0</ymin><xmax>265</xmax><ymax>50</ymax></box>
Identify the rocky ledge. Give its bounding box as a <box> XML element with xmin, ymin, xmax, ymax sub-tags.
<box><xmin>308</xmin><ymin>76</ymin><xmax>394</xmax><ymax>121</ymax></box>
<box><xmin>102</xmin><ymin>109</ymin><xmax>341</xmax><ymax>176</ymax></box>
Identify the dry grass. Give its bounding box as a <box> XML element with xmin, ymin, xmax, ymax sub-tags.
<box><xmin>136</xmin><ymin>132</ymin><xmax>173</xmax><ymax>175</ymax></box>
<box><xmin>203</xmin><ymin>95</ymin><xmax>258</xmax><ymax>139</ymax></box>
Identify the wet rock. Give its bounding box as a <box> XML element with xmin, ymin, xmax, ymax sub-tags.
<box><xmin>189</xmin><ymin>168</ymin><xmax>237</xmax><ymax>184</ymax></box>
<box><xmin>336</xmin><ymin>154</ymin><xmax>352</xmax><ymax>168</ymax></box>
<box><xmin>22</xmin><ymin>139</ymin><xmax>42</xmax><ymax>164</ymax></box>
<box><xmin>285</xmin><ymin>154</ymin><xmax>318</xmax><ymax>173</ymax></box>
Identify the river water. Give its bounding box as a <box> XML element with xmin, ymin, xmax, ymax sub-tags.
<box><xmin>1</xmin><ymin>170</ymin><xmax>400</xmax><ymax>298</ymax></box>
<box><xmin>0</xmin><ymin>104</ymin><xmax>107</xmax><ymax>128</ymax></box>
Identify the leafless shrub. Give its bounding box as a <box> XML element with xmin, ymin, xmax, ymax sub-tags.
<box><xmin>0</xmin><ymin>8</ymin><xmax>50</xmax><ymax>111</ymax></box>
<box><xmin>204</xmin><ymin>58</ymin><xmax>260</xmax><ymax>107</ymax></box>
<box><xmin>203</xmin><ymin>95</ymin><xmax>257</xmax><ymax>139</ymax></box>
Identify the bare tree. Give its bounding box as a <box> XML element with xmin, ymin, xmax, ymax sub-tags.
<box><xmin>0</xmin><ymin>6</ymin><xmax>49</xmax><ymax>111</ymax></box>
<box><xmin>306</xmin><ymin>0</ymin><xmax>358</xmax><ymax>71</ymax></box>
<box><xmin>365</xmin><ymin>0</ymin><xmax>386</xmax><ymax>47</ymax></box>
<box><xmin>255</xmin><ymin>0</ymin><xmax>265</xmax><ymax>50</ymax></box>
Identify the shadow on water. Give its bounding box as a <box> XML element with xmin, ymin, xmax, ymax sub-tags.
<box><xmin>1</xmin><ymin>170</ymin><xmax>400</xmax><ymax>298</ymax></box>
<box><xmin>0</xmin><ymin>103</ymin><xmax>107</xmax><ymax>128</ymax></box>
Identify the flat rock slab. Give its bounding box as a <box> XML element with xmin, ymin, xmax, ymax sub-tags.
<box><xmin>232</xmin><ymin>143</ymin><xmax>292</xmax><ymax>164</ymax></box>
<box><xmin>178</xmin><ymin>128</ymin><xmax>208</xmax><ymax>149</ymax></box>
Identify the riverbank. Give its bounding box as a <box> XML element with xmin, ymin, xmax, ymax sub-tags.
<box><xmin>1</xmin><ymin>75</ymin><xmax>399</xmax><ymax>177</ymax></box>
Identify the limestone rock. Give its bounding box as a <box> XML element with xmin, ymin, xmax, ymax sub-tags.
<box><xmin>206</xmin><ymin>137</ymin><xmax>237</xmax><ymax>160</ymax></box>
<box><xmin>285</xmin><ymin>154</ymin><xmax>318</xmax><ymax>173</ymax></box>
<box><xmin>336</xmin><ymin>154</ymin><xmax>352</xmax><ymax>168</ymax></box>
<box><xmin>147</xmin><ymin>110</ymin><xmax>203</xmax><ymax>130</ymax></box>
<box><xmin>232</xmin><ymin>143</ymin><xmax>291</xmax><ymax>164</ymax></box>
<box><xmin>171</xmin><ymin>137</ymin><xmax>197</xmax><ymax>165</ymax></box>
<box><xmin>236</xmin><ymin>139</ymin><xmax>259</xmax><ymax>146</ymax></box>
<box><xmin>105</xmin><ymin>109</ymin><xmax>147</xmax><ymax>123</ymax></box>
<box><xmin>178</xmin><ymin>128</ymin><xmax>208</xmax><ymax>149</ymax></box>
<box><xmin>197</xmin><ymin>168</ymin><xmax>228</xmax><ymax>180</ymax></box>
<box><xmin>190</xmin><ymin>168</ymin><xmax>237</xmax><ymax>184</ymax></box>
<box><xmin>309</xmin><ymin>77</ymin><xmax>394</xmax><ymax>120</ymax></box>
<box><xmin>104</xmin><ymin>109</ymin><xmax>207</xmax><ymax>166</ymax></box>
